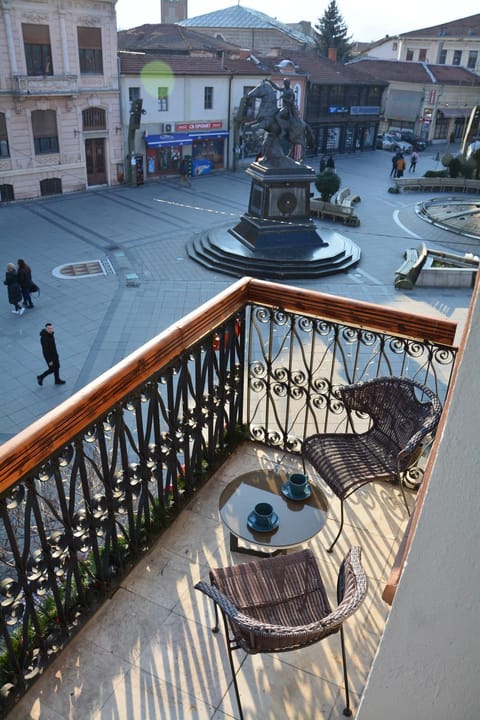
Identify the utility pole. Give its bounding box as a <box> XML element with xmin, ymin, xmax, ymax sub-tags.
<box><xmin>127</xmin><ymin>98</ymin><xmax>144</xmax><ymax>186</ymax></box>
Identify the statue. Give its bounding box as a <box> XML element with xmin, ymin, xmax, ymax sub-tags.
<box><xmin>242</xmin><ymin>78</ymin><xmax>313</xmax><ymax>167</ymax></box>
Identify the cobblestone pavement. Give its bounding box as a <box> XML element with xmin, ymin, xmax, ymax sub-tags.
<box><xmin>0</xmin><ymin>143</ymin><xmax>475</xmax><ymax>441</ymax></box>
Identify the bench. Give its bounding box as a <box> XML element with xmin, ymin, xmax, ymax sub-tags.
<box><xmin>310</xmin><ymin>198</ymin><xmax>360</xmax><ymax>227</ymax></box>
<box><xmin>394</xmin><ymin>243</ymin><xmax>428</xmax><ymax>289</ymax></box>
<box><xmin>334</xmin><ymin>187</ymin><xmax>361</xmax><ymax>208</ymax></box>
<box><xmin>395</xmin><ymin>177</ymin><xmax>480</xmax><ymax>193</ymax></box>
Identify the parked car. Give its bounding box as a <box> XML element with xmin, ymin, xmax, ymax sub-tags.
<box><xmin>376</xmin><ymin>133</ymin><xmax>413</xmax><ymax>153</ymax></box>
<box><xmin>397</xmin><ymin>130</ymin><xmax>427</xmax><ymax>151</ymax></box>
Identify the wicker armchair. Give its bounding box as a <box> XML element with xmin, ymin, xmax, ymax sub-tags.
<box><xmin>302</xmin><ymin>376</ymin><xmax>442</xmax><ymax>552</ymax></box>
<box><xmin>195</xmin><ymin>546</ymin><xmax>367</xmax><ymax>719</ymax></box>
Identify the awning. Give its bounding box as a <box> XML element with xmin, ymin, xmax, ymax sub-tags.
<box><xmin>438</xmin><ymin>107</ymin><xmax>472</xmax><ymax>118</ymax></box>
<box><xmin>145</xmin><ymin>131</ymin><xmax>229</xmax><ymax>148</ymax></box>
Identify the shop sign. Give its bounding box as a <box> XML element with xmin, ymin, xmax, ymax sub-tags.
<box><xmin>176</xmin><ymin>121</ymin><xmax>223</xmax><ymax>131</ymax></box>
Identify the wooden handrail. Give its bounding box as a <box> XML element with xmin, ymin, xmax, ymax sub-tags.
<box><xmin>245</xmin><ymin>279</ymin><xmax>457</xmax><ymax>346</ymax></box>
<box><xmin>0</xmin><ymin>277</ymin><xmax>457</xmax><ymax>496</ymax></box>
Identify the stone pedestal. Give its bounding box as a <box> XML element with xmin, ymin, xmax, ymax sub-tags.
<box><xmin>229</xmin><ymin>161</ymin><xmax>328</xmax><ymax>250</ymax></box>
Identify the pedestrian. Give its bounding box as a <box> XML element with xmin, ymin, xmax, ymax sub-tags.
<box><xmin>17</xmin><ymin>258</ymin><xmax>35</xmax><ymax>308</ymax></box>
<box><xmin>319</xmin><ymin>156</ymin><xmax>327</xmax><ymax>173</ymax></box>
<box><xmin>395</xmin><ymin>154</ymin><xmax>406</xmax><ymax>178</ymax></box>
<box><xmin>179</xmin><ymin>158</ymin><xmax>191</xmax><ymax>187</ymax></box>
<box><xmin>326</xmin><ymin>155</ymin><xmax>335</xmax><ymax>170</ymax></box>
<box><xmin>409</xmin><ymin>151</ymin><xmax>419</xmax><ymax>173</ymax></box>
<box><xmin>3</xmin><ymin>262</ymin><xmax>24</xmax><ymax>315</ymax></box>
<box><xmin>390</xmin><ymin>152</ymin><xmax>399</xmax><ymax>178</ymax></box>
<box><xmin>37</xmin><ymin>323</ymin><xmax>65</xmax><ymax>386</ymax></box>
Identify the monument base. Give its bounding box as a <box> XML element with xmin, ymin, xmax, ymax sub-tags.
<box><xmin>231</xmin><ymin>160</ymin><xmax>328</xmax><ymax>251</ymax></box>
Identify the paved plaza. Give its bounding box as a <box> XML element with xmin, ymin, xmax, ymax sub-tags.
<box><xmin>0</xmin><ymin>144</ymin><xmax>475</xmax><ymax>443</ymax></box>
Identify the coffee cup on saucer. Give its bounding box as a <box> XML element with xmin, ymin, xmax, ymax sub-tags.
<box><xmin>253</xmin><ymin>502</ymin><xmax>274</xmax><ymax>529</ymax></box>
<box><xmin>288</xmin><ymin>473</ymin><xmax>308</xmax><ymax>498</ymax></box>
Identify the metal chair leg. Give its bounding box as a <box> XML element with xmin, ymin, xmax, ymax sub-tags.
<box><xmin>221</xmin><ymin>614</ymin><xmax>244</xmax><ymax>720</ymax></box>
<box><xmin>340</xmin><ymin>625</ymin><xmax>352</xmax><ymax>716</ymax></box>
<box><xmin>328</xmin><ymin>499</ymin><xmax>345</xmax><ymax>553</ymax></box>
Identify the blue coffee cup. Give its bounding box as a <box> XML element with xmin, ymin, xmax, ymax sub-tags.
<box><xmin>253</xmin><ymin>502</ymin><xmax>274</xmax><ymax>528</ymax></box>
<box><xmin>289</xmin><ymin>473</ymin><xmax>308</xmax><ymax>498</ymax></box>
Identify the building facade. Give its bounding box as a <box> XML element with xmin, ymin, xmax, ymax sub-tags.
<box><xmin>351</xmin><ymin>58</ymin><xmax>480</xmax><ymax>142</ymax></box>
<box><xmin>0</xmin><ymin>0</ymin><xmax>122</xmax><ymax>202</ymax></box>
<box><xmin>358</xmin><ymin>14</ymin><xmax>480</xmax><ymax>73</ymax></box>
<box><xmin>119</xmin><ymin>50</ymin><xmax>300</xmax><ymax>178</ymax></box>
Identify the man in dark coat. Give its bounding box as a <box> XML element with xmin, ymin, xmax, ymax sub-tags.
<box><xmin>37</xmin><ymin>323</ymin><xmax>65</xmax><ymax>385</ymax></box>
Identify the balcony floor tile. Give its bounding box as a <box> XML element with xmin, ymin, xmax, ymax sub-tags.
<box><xmin>8</xmin><ymin>442</ymin><xmax>413</xmax><ymax>719</ymax></box>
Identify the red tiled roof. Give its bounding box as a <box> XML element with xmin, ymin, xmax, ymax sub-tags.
<box><xmin>118</xmin><ymin>24</ymin><xmax>240</xmax><ymax>53</ymax></box>
<box><xmin>119</xmin><ymin>51</ymin><xmax>266</xmax><ymax>77</ymax></box>
<box><xmin>350</xmin><ymin>58</ymin><xmax>480</xmax><ymax>86</ymax></box>
<box><xmin>401</xmin><ymin>14</ymin><xmax>480</xmax><ymax>39</ymax></box>
<box><xmin>268</xmin><ymin>49</ymin><xmax>388</xmax><ymax>86</ymax></box>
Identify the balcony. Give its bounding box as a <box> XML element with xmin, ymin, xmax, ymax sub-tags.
<box><xmin>1</xmin><ymin>276</ymin><xmax>474</xmax><ymax>719</ymax></box>
<box><xmin>13</xmin><ymin>74</ymin><xmax>79</xmax><ymax>96</ymax></box>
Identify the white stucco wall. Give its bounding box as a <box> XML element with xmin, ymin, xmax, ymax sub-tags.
<box><xmin>356</xmin><ymin>285</ymin><xmax>480</xmax><ymax>719</ymax></box>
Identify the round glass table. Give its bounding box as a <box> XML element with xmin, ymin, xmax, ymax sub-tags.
<box><xmin>219</xmin><ymin>468</ymin><xmax>329</xmax><ymax>557</ymax></box>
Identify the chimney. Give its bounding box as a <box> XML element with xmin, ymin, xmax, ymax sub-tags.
<box><xmin>328</xmin><ymin>47</ymin><xmax>337</xmax><ymax>62</ymax></box>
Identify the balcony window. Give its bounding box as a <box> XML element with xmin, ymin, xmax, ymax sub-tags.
<box><xmin>0</xmin><ymin>113</ymin><xmax>9</xmax><ymax>158</ymax></box>
<box><xmin>32</xmin><ymin>110</ymin><xmax>59</xmax><ymax>155</ymax></box>
<box><xmin>158</xmin><ymin>87</ymin><xmax>168</xmax><ymax>112</ymax></box>
<box><xmin>439</xmin><ymin>49</ymin><xmax>447</xmax><ymax>64</ymax></box>
<box><xmin>453</xmin><ymin>49</ymin><xmax>462</xmax><ymax>65</ymax></box>
<box><xmin>467</xmin><ymin>50</ymin><xmax>478</xmax><ymax>69</ymax></box>
<box><xmin>22</xmin><ymin>23</ymin><xmax>52</xmax><ymax>76</ymax></box>
<box><xmin>204</xmin><ymin>86</ymin><xmax>213</xmax><ymax>110</ymax></box>
<box><xmin>77</xmin><ymin>27</ymin><xmax>103</xmax><ymax>74</ymax></box>
<box><xmin>406</xmin><ymin>49</ymin><xmax>414</xmax><ymax>61</ymax></box>
<box><xmin>82</xmin><ymin>107</ymin><xmax>106</xmax><ymax>131</ymax></box>
<box><xmin>129</xmin><ymin>86</ymin><xmax>141</xmax><ymax>101</ymax></box>
<box><xmin>418</xmin><ymin>48</ymin><xmax>427</xmax><ymax>62</ymax></box>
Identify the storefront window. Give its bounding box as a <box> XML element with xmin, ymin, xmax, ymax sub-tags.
<box><xmin>192</xmin><ymin>138</ymin><xmax>225</xmax><ymax>169</ymax></box>
<box><xmin>146</xmin><ymin>145</ymin><xmax>185</xmax><ymax>175</ymax></box>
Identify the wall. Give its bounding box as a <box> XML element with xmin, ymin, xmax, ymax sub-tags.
<box><xmin>356</xmin><ymin>280</ymin><xmax>480</xmax><ymax>719</ymax></box>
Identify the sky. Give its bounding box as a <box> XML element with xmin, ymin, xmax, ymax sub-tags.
<box><xmin>115</xmin><ymin>1</ymin><xmax>478</xmax><ymax>43</ymax></box>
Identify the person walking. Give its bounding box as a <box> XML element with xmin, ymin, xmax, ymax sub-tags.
<box><xmin>390</xmin><ymin>152</ymin><xmax>400</xmax><ymax>178</ymax></box>
<box><xmin>37</xmin><ymin>323</ymin><xmax>65</xmax><ymax>386</ymax></box>
<box><xmin>395</xmin><ymin>154</ymin><xmax>406</xmax><ymax>178</ymax></box>
<box><xmin>3</xmin><ymin>263</ymin><xmax>24</xmax><ymax>315</ymax></box>
<box><xmin>409</xmin><ymin>151</ymin><xmax>419</xmax><ymax>173</ymax></box>
<box><xmin>17</xmin><ymin>258</ymin><xmax>34</xmax><ymax>308</ymax></box>
<box><xmin>326</xmin><ymin>155</ymin><xmax>335</xmax><ymax>170</ymax></box>
<box><xmin>179</xmin><ymin>158</ymin><xmax>191</xmax><ymax>187</ymax></box>
<box><xmin>319</xmin><ymin>156</ymin><xmax>327</xmax><ymax>173</ymax></box>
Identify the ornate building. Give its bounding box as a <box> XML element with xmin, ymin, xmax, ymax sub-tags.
<box><xmin>0</xmin><ymin>0</ymin><xmax>122</xmax><ymax>202</ymax></box>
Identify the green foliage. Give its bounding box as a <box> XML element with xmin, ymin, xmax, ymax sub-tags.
<box><xmin>314</xmin><ymin>0</ymin><xmax>353</xmax><ymax>62</ymax></box>
<box><xmin>469</xmin><ymin>149</ymin><xmax>480</xmax><ymax>179</ymax></box>
<box><xmin>424</xmin><ymin>170</ymin><xmax>449</xmax><ymax>178</ymax></box>
<box><xmin>314</xmin><ymin>168</ymin><xmax>341</xmax><ymax>201</ymax></box>
<box><xmin>448</xmin><ymin>157</ymin><xmax>463</xmax><ymax>178</ymax></box>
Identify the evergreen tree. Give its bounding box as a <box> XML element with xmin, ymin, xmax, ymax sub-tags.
<box><xmin>314</xmin><ymin>1</ymin><xmax>353</xmax><ymax>62</ymax></box>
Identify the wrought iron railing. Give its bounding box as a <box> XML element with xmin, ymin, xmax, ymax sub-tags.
<box><xmin>0</xmin><ymin>278</ymin><xmax>457</xmax><ymax>714</ymax></box>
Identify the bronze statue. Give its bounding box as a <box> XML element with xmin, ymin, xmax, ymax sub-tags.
<box><xmin>241</xmin><ymin>78</ymin><xmax>313</xmax><ymax>167</ymax></box>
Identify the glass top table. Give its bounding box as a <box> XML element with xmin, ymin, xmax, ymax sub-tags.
<box><xmin>219</xmin><ymin>468</ymin><xmax>328</xmax><ymax>557</ymax></box>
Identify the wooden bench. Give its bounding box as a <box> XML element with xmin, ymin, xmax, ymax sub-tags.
<box><xmin>395</xmin><ymin>177</ymin><xmax>480</xmax><ymax>193</ymax></box>
<box><xmin>394</xmin><ymin>243</ymin><xmax>428</xmax><ymax>289</ymax></box>
<box><xmin>310</xmin><ymin>198</ymin><xmax>360</xmax><ymax>226</ymax></box>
